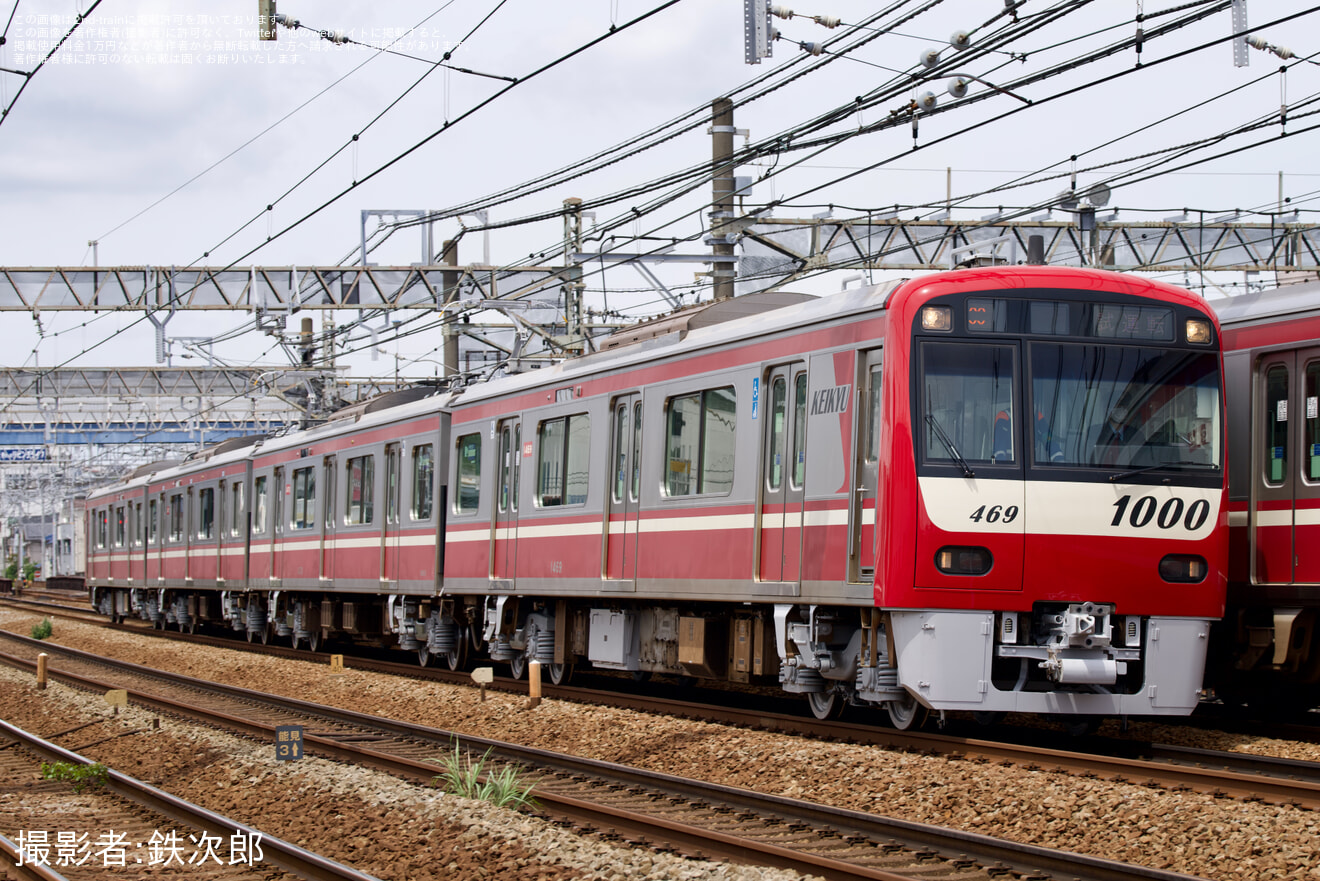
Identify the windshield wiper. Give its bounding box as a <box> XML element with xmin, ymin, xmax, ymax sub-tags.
<box><xmin>1109</xmin><ymin>460</ymin><xmax>1219</xmax><ymax>483</ymax></box>
<box><xmin>925</xmin><ymin>414</ymin><xmax>974</xmax><ymax>477</ymax></box>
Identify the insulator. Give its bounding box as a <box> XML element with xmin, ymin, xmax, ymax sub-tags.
<box><xmin>274</xmin><ymin>13</ymin><xmax>299</xmax><ymax>28</ymax></box>
<box><xmin>323</xmin><ymin>29</ymin><xmax>349</xmax><ymax>44</ymax></box>
<box><xmin>920</xmin><ymin>47</ymin><xmax>941</xmax><ymax>69</ymax></box>
<box><xmin>801</xmin><ymin>41</ymin><xmax>824</xmax><ymax>56</ymax></box>
<box><xmin>916</xmin><ymin>90</ymin><xmax>938</xmax><ymax>111</ymax></box>
<box><xmin>813</xmin><ymin>15</ymin><xmax>841</xmax><ymax>28</ymax></box>
<box><xmin>771</xmin><ymin>4</ymin><xmax>794</xmax><ymax>19</ymax></box>
<box><xmin>950</xmin><ymin>30</ymin><xmax>971</xmax><ymax>50</ymax></box>
<box><xmin>947</xmin><ymin>77</ymin><xmax>969</xmax><ymax>99</ymax></box>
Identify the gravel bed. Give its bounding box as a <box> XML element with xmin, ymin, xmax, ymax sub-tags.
<box><xmin>4</xmin><ymin>610</ymin><xmax>1320</xmax><ymax>880</ymax></box>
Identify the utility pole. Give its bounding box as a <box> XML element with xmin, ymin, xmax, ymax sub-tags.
<box><xmin>710</xmin><ymin>98</ymin><xmax>737</xmax><ymax>301</ymax></box>
<box><xmin>441</xmin><ymin>239</ymin><xmax>460</xmax><ymax>380</ymax></box>
<box><xmin>562</xmin><ymin>198</ymin><xmax>586</xmax><ymax>352</ymax></box>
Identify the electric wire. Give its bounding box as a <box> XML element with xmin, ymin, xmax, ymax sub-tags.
<box><xmin>0</xmin><ymin>0</ymin><xmax>103</xmax><ymax>133</ymax></box>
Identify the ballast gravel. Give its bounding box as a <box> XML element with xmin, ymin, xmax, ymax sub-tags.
<box><xmin>4</xmin><ymin>610</ymin><xmax>1320</xmax><ymax>880</ymax></box>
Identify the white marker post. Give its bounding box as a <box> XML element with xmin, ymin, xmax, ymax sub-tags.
<box><xmin>528</xmin><ymin>660</ymin><xmax>542</xmax><ymax>709</ymax></box>
<box><xmin>36</xmin><ymin>653</ymin><xmax>47</xmax><ymax>690</ymax></box>
<box><xmin>471</xmin><ymin>667</ymin><xmax>493</xmax><ymax>702</ymax></box>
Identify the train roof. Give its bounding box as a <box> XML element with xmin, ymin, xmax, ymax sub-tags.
<box><xmin>1206</xmin><ymin>279</ymin><xmax>1320</xmax><ymax>327</ymax></box>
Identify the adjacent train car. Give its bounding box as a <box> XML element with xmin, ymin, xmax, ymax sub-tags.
<box><xmin>1209</xmin><ymin>282</ymin><xmax>1320</xmax><ymax>711</ymax></box>
<box><xmin>87</xmin><ymin>265</ymin><xmax>1228</xmax><ymax>727</ymax></box>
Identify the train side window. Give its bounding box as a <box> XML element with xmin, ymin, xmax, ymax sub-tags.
<box><xmin>114</xmin><ymin>506</ymin><xmax>126</xmax><ymax>547</ymax></box>
<box><xmin>412</xmin><ymin>444</ymin><xmax>434</xmax><ymax>520</ymax></box>
<box><xmin>631</xmin><ymin>402</ymin><xmax>642</xmax><ymax>502</ymax></box>
<box><xmin>230</xmin><ymin>483</ymin><xmax>244</xmax><ymax>536</ymax></box>
<box><xmin>513</xmin><ymin>424</ymin><xmax>521</xmax><ymax>512</ymax></box>
<box><xmin>612</xmin><ymin>404</ymin><xmax>628</xmax><ymax>503</ymax></box>
<box><xmin>665</xmin><ymin>386</ymin><xmax>737</xmax><ymax>496</ymax></box>
<box><xmin>148</xmin><ymin>499</ymin><xmax>158</xmax><ymax>543</ymax></box>
<box><xmin>346</xmin><ymin>456</ymin><xmax>375</xmax><ymax>525</ymax></box>
<box><xmin>792</xmin><ymin>371</ymin><xmax>808</xmax><ymax>489</ymax></box>
<box><xmin>455</xmin><ymin>433</ymin><xmax>482</xmax><ymax>514</ymax></box>
<box><xmin>386</xmin><ymin>446</ymin><xmax>401</xmax><ymax>525</ymax></box>
<box><xmin>768</xmin><ymin>377</ymin><xmax>787</xmax><ymax>491</ymax></box>
<box><xmin>866</xmin><ymin>366</ymin><xmax>883</xmax><ymax>463</ymax></box>
<box><xmin>169</xmin><ymin>493</ymin><xmax>184</xmax><ymax>542</ymax></box>
<box><xmin>196</xmin><ymin>488</ymin><xmax>215</xmax><ymax>539</ymax></box>
<box><xmin>96</xmin><ymin>510</ymin><xmax>108</xmax><ymax>549</ymax></box>
<box><xmin>253</xmin><ymin>477</ymin><xmax>268</xmax><ymax>533</ymax></box>
<box><xmin>1307</xmin><ymin>362</ymin><xmax>1320</xmax><ymax>482</ymax></box>
<box><xmin>1265</xmin><ymin>364</ymin><xmax>1288</xmax><ymax>486</ymax></box>
<box><xmin>498</xmin><ymin>427</ymin><xmax>513</xmax><ymax>513</ymax></box>
<box><xmin>132</xmin><ymin>503</ymin><xmax>143</xmax><ymax>546</ymax></box>
<box><xmin>292</xmin><ymin>466</ymin><xmax>316</xmax><ymax>529</ymax></box>
<box><xmin>538</xmin><ymin>414</ymin><xmax>590</xmax><ymax>507</ymax></box>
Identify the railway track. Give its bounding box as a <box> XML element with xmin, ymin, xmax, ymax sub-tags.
<box><xmin>5</xmin><ymin>600</ymin><xmax>1319</xmax><ymax>807</ymax></box>
<box><xmin>0</xmin><ymin>631</ymin><xmax>1235</xmax><ymax>881</ymax></box>
<box><xmin>0</xmin><ymin>718</ymin><xmax>378</xmax><ymax>881</ymax></box>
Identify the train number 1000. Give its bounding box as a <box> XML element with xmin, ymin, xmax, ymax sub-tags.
<box><xmin>1111</xmin><ymin>494</ymin><xmax>1210</xmax><ymax>531</ymax></box>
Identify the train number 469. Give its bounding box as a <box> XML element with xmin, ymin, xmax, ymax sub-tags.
<box><xmin>969</xmin><ymin>505</ymin><xmax>1019</xmax><ymax>523</ymax></box>
<box><xmin>1111</xmin><ymin>494</ymin><xmax>1210</xmax><ymax>530</ymax></box>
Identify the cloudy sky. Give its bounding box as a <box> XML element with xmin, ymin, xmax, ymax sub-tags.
<box><xmin>2</xmin><ymin>0</ymin><xmax>1318</xmax><ymax>376</ymax></box>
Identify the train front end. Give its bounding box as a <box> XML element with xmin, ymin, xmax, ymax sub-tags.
<box><xmin>881</xmin><ymin>267</ymin><xmax>1227</xmax><ymax>718</ymax></box>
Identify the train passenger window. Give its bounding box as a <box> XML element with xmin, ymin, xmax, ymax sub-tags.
<box><xmin>386</xmin><ymin>447</ymin><xmax>401</xmax><ymax>525</ymax></box>
<box><xmin>921</xmin><ymin>344</ymin><xmax>1017</xmax><ymax>465</ymax></box>
<box><xmin>1265</xmin><ymin>365</ymin><xmax>1289</xmax><ymax>486</ymax></box>
<box><xmin>792</xmin><ymin>372</ymin><xmax>808</xmax><ymax>489</ymax></box>
<box><xmin>96</xmin><ymin>510</ymin><xmax>108</xmax><ymax>549</ymax></box>
<box><xmin>613</xmin><ymin>405</ymin><xmax>628</xmax><ymax>503</ymax></box>
<box><xmin>866</xmin><ymin>366</ymin><xmax>883</xmax><ymax>463</ymax></box>
<box><xmin>665</xmin><ymin>386</ymin><xmax>736</xmax><ymax>496</ymax></box>
<box><xmin>538</xmin><ymin>414</ymin><xmax>590</xmax><ymax>507</ymax></box>
<box><xmin>253</xmin><ymin>477</ymin><xmax>268</xmax><ymax>533</ymax></box>
<box><xmin>196</xmin><ymin>488</ymin><xmax>215</xmax><ymax>539</ymax></box>
<box><xmin>346</xmin><ymin>456</ymin><xmax>374</xmax><ymax>525</ymax></box>
<box><xmin>169</xmin><ymin>494</ymin><xmax>184</xmax><ymax>542</ymax></box>
<box><xmin>1308</xmin><ymin>363</ymin><xmax>1320</xmax><ymax>482</ymax></box>
<box><xmin>768</xmin><ymin>377</ymin><xmax>787</xmax><ymax>491</ymax></box>
<box><xmin>132</xmin><ymin>503</ymin><xmax>142</xmax><ymax>546</ymax></box>
<box><xmin>148</xmin><ymin>500</ymin><xmax>158</xmax><ymax>543</ymax></box>
<box><xmin>292</xmin><ymin>466</ymin><xmax>316</xmax><ymax>529</ymax></box>
<box><xmin>230</xmin><ymin>482</ymin><xmax>244</xmax><ymax>536</ymax></box>
<box><xmin>114</xmin><ymin>506</ymin><xmax>125</xmax><ymax>547</ymax></box>
<box><xmin>412</xmin><ymin>444</ymin><xmax>434</xmax><ymax>520</ymax></box>
<box><xmin>455</xmin><ymin>433</ymin><xmax>482</xmax><ymax>514</ymax></box>
<box><xmin>632</xmin><ymin>403</ymin><xmax>642</xmax><ymax>501</ymax></box>
<box><xmin>498</xmin><ymin>427</ymin><xmax>513</xmax><ymax>513</ymax></box>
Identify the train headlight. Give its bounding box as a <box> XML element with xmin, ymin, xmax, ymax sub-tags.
<box><xmin>920</xmin><ymin>305</ymin><xmax>952</xmax><ymax>332</ymax></box>
<box><xmin>935</xmin><ymin>546</ymin><xmax>993</xmax><ymax>575</ymax></box>
<box><xmin>1158</xmin><ymin>554</ymin><xmax>1208</xmax><ymax>583</ymax></box>
<box><xmin>1185</xmin><ymin>318</ymin><xmax>1213</xmax><ymax>344</ymax></box>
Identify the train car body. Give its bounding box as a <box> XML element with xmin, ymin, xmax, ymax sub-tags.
<box><xmin>87</xmin><ymin>265</ymin><xmax>1228</xmax><ymax>725</ymax></box>
<box><xmin>1211</xmin><ymin>282</ymin><xmax>1320</xmax><ymax>709</ymax></box>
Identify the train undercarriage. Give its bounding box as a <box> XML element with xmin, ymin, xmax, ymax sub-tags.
<box><xmin>93</xmin><ymin>583</ymin><xmax>1210</xmax><ymax>727</ymax></box>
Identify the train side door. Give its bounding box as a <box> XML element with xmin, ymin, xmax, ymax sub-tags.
<box><xmin>321</xmin><ymin>455</ymin><xmax>336</xmax><ymax>583</ymax></box>
<box><xmin>272</xmin><ymin>466</ymin><xmax>285</xmax><ymax>583</ymax></box>
<box><xmin>1255</xmin><ymin>354</ymin><xmax>1295</xmax><ymax>584</ymax></box>
<box><xmin>491</xmin><ymin>419</ymin><xmax>520</xmax><ymax>583</ymax></box>
<box><xmin>1256</xmin><ymin>349</ymin><xmax>1320</xmax><ymax>584</ymax></box>
<box><xmin>604</xmin><ymin>394</ymin><xmax>642</xmax><ymax>585</ymax></box>
<box><xmin>758</xmin><ymin>363</ymin><xmax>807</xmax><ymax>585</ymax></box>
<box><xmin>382</xmin><ymin>443</ymin><xmax>403</xmax><ymax>586</ymax></box>
<box><xmin>849</xmin><ymin>349</ymin><xmax>883</xmax><ymax>580</ymax></box>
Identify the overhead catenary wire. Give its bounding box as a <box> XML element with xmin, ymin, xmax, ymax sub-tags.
<box><xmin>0</xmin><ymin>0</ymin><xmax>103</xmax><ymax>133</ymax></box>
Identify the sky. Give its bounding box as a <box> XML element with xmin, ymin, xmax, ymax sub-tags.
<box><xmin>2</xmin><ymin>0</ymin><xmax>1319</xmax><ymax>380</ymax></box>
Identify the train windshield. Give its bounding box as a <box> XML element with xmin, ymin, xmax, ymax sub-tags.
<box><xmin>1030</xmin><ymin>343</ymin><xmax>1221</xmax><ymax>471</ymax></box>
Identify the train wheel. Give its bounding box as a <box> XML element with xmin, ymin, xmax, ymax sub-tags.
<box><xmin>1061</xmin><ymin>715</ymin><xmax>1101</xmax><ymax>736</ymax></box>
<box><xmin>417</xmin><ymin>645</ymin><xmax>432</xmax><ymax>667</ymax></box>
<box><xmin>307</xmin><ymin>630</ymin><xmax>321</xmax><ymax>653</ymax></box>
<box><xmin>509</xmin><ymin>653</ymin><xmax>527</xmax><ymax>680</ymax></box>
<box><xmin>444</xmin><ymin>636</ymin><xmax>467</xmax><ymax>672</ymax></box>
<box><xmin>260</xmin><ymin>624</ymin><xmax>272</xmax><ymax>646</ymax></box>
<box><xmin>807</xmin><ymin>691</ymin><xmax>842</xmax><ymax>721</ymax></box>
<box><xmin>245</xmin><ymin>628</ymin><xmax>256</xmax><ymax>643</ymax></box>
<box><xmin>886</xmin><ymin>693</ymin><xmax>927</xmax><ymax>730</ymax></box>
<box><xmin>187</xmin><ymin>619</ymin><xmax>198</xmax><ymax>635</ymax></box>
<box><xmin>548</xmin><ymin>662</ymin><xmax>573</xmax><ymax>686</ymax></box>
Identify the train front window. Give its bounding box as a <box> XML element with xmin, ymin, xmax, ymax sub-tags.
<box><xmin>921</xmin><ymin>343</ymin><xmax>1018</xmax><ymax>466</ymax></box>
<box><xmin>1030</xmin><ymin>343</ymin><xmax>1221</xmax><ymax>471</ymax></box>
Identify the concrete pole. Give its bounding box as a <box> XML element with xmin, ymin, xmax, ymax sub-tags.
<box><xmin>441</xmin><ymin>239</ymin><xmax>459</xmax><ymax>380</ymax></box>
<box><xmin>711</xmin><ymin>98</ymin><xmax>737</xmax><ymax>301</ymax></box>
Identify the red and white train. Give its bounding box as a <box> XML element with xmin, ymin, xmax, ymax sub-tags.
<box><xmin>87</xmin><ymin>265</ymin><xmax>1228</xmax><ymax>727</ymax></box>
<box><xmin>1209</xmin><ymin>281</ymin><xmax>1320</xmax><ymax>712</ymax></box>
